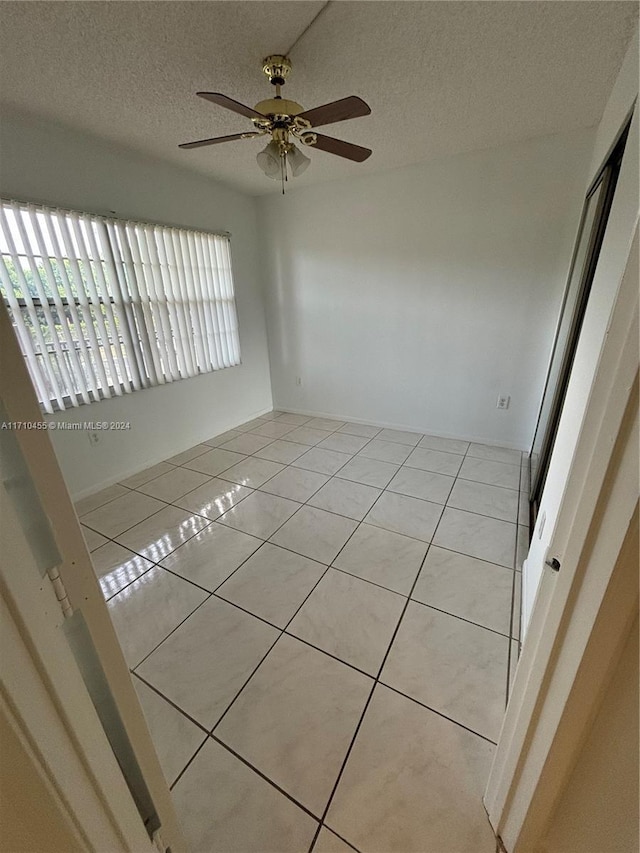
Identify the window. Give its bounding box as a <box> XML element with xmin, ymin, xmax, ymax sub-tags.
<box><xmin>0</xmin><ymin>200</ymin><xmax>241</xmax><ymax>413</ymax></box>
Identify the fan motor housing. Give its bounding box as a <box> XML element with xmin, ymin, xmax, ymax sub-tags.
<box><xmin>253</xmin><ymin>98</ymin><xmax>304</xmax><ymax>120</ymax></box>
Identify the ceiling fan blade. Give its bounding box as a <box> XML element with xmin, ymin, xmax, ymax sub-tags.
<box><xmin>179</xmin><ymin>132</ymin><xmax>261</xmax><ymax>149</ymax></box>
<box><xmin>296</xmin><ymin>96</ymin><xmax>371</xmax><ymax>128</ymax></box>
<box><xmin>308</xmin><ymin>133</ymin><xmax>372</xmax><ymax>162</ymax></box>
<box><xmin>196</xmin><ymin>92</ymin><xmax>265</xmax><ymax>119</ymax></box>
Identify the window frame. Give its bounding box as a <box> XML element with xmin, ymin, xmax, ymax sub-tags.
<box><xmin>0</xmin><ymin>199</ymin><xmax>240</xmax><ymax>413</ymax></box>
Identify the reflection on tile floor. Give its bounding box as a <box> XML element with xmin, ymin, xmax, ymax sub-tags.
<box><xmin>77</xmin><ymin>411</ymin><xmax>527</xmax><ymax>852</ymax></box>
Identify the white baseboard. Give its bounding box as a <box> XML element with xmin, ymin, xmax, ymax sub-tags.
<box><xmin>70</xmin><ymin>404</ymin><xmax>274</xmax><ymax>502</ymax></box>
<box><xmin>272</xmin><ymin>404</ymin><xmax>527</xmax><ymax>452</ymax></box>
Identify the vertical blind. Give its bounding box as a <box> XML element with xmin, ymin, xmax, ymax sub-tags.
<box><xmin>0</xmin><ymin>200</ymin><xmax>241</xmax><ymax>413</ymax></box>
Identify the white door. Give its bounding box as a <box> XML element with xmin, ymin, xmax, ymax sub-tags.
<box><xmin>0</xmin><ymin>303</ymin><xmax>187</xmax><ymax>852</ymax></box>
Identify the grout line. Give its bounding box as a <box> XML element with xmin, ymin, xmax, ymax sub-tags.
<box><xmin>315</xmin><ymin>826</ymin><xmax>362</xmax><ymax>853</ymax></box>
<box><xmin>132</xmin><ymin>671</ymin><xmax>209</xmax><ymax>735</ymax></box>
<box><xmin>305</xmin><ymin>542</ymin><xmax>433</xmax><ymax>853</ymax></box>
<box><xmin>378</xmin><ymin>682</ymin><xmax>498</xmax><ymax>746</ymax></box>
<box><xmin>208</xmin><ymin>733</ymin><xmax>321</xmax><ymax>822</ymax></box>
<box><xmin>328</xmin><ymin>565</ymin><xmax>413</xmax><ymax>598</ymax></box>
<box><xmin>207</xmin><ymin>501</ymin><xmax>371</xmax><ymax>737</ymax></box>
<box><xmin>406</xmin><ymin>596</ymin><xmax>513</xmax><ymax>640</ymax></box>
<box><xmin>167</xmin><ymin>735</ymin><xmax>209</xmax><ymax>792</ymax></box>
<box><xmin>130</xmin><ymin>590</ymin><xmax>216</xmax><ymax>671</ymax></box>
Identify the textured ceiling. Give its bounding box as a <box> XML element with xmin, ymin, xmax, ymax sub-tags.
<box><xmin>0</xmin><ymin>1</ymin><xmax>637</xmax><ymax>196</ymax></box>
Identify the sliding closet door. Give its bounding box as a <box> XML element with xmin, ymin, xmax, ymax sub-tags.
<box><xmin>529</xmin><ymin>122</ymin><xmax>629</xmax><ymax>517</ymax></box>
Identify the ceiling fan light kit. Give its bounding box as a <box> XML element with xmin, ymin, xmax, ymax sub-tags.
<box><xmin>179</xmin><ymin>54</ymin><xmax>372</xmax><ymax>193</ymax></box>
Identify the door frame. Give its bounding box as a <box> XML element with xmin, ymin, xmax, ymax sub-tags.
<box><xmin>484</xmin><ymin>222</ymin><xmax>638</xmax><ymax>850</ymax></box>
<box><xmin>0</xmin><ymin>303</ymin><xmax>187</xmax><ymax>852</ymax></box>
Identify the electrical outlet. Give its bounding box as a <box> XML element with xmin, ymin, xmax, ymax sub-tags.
<box><xmin>295</xmin><ymin>376</ymin><xmax>302</xmax><ymax>386</ymax></box>
<box><xmin>88</xmin><ymin>431</ymin><xmax>100</xmax><ymax>446</ymax></box>
<box><xmin>496</xmin><ymin>395</ymin><xmax>510</xmax><ymax>410</ymax></box>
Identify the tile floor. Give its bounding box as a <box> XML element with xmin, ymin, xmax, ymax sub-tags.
<box><xmin>77</xmin><ymin>412</ymin><xmax>528</xmax><ymax>853</ymax></box>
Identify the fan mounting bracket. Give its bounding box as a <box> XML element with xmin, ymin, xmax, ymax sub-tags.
<box><xmin>262</xmin><ymin>55</ymin><xmax>292</xmax><ymax>87</ymax></box>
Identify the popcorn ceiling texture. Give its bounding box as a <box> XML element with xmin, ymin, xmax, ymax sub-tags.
<box><xmin>0</xmin><ymin>1</ymin><xmax>636</xmax><ymax>195</ymax></box>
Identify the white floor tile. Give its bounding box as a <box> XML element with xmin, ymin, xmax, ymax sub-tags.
<box><xmin>288</xmin><ymin>569</ymin><xmax>405</xmax><ymax>675</ymax></box>
<box><xmin>467</xmin><ymin>443</ymin><xmax>522</xmax><ymax>465</ymax></box>
<box><xmin>172</xmin><ymin>739</ymin><xmax>317</xmax><ymax>853</ymax></box>
<box><xmin>216</xmin><ymin>543</ymin><xmax>326</xmax><ymax>628</ymax></box>
<box><xmin>116</xmin><ymin>506</ymin><xmax>210</xmax><ymax>563</ymax></box>
<box><xmin>516</xmin><ymin>524</ymin><xmax>529</xmax><ymax>571</ymax></box>
<box><xmin>165</xmin><ymin>444</ymin><xmax>210</xmax><ymax>466</ymax></box>
<box><xmin>174</xmin><ymin>478</ymin><xmax>252</xmax><ymax>521</ymax></box>
<box><xmin>219</xmin><ymin>457</ymin><xmax>285</xmax><ymax>489</ymax></box>
<box><xmin>432</xmin><ymin>507</ymin><xmax>516</xmax><ymax>568</ymax></box>
<box><xmin>108</xmin><ymin>567</ymin><xmax>207</xmax><ymax>668</ymax></box>
<box><xmin>119</xmin><ymin>462</ymin><xmax>175</xmax><ymax>489</ymax></box>
<box><xmin>417</xmin><ymin>434</ymin><xmax>469</xmax><ymax>454</ymax></box>
<box><xmin>250</xmin><ymin>421</ymin><xmax>298</xmax><ymax>439</ymax></box>
<box><xmin>132</xmin><ymin>677</ymin><xmax>205</xmax><ymax>785</ymax></box>
<box><xmin>219</xmin><ymin>433</ymin><xmax>275</xmax><ymax>455</ymax></box>
<box><xmin>364</xmin><ymin>492</ymin><xmax>442</xmax><ymax>542</ymax></box>
<box><xmin>381</xmin><ymin>602</ymin><xmax>508</xmax><ymax>741</ymax></box>
<box><xmin>326</xmin><ymin>685</ymin><xmax>496</xmax><ymax>853</ymax></box>
<box><xmin>137</xmin><ymin>467</ymin><xmax>210</xmax><ymax>502</ymax></box>
<box><xmin>75</xmin><ymin>483</ymin><xmax>129</xmax><ymax>517</ymax></box>
<box><xmin>91</xmin><ymin>541</ymin><xmax>154</xmax><ymax>600</ymax></box>
<box><xmin>137</xmin><ymin>596</ymin><xmax>279</xmax><ymax>729</ymax></box>
<box><xmin>508</xmin><ymin>639</ymin><xmax>520</xmax><ymax>696</ymax></box>
<box><xmin>218</xmin><ymin>491</ymin><xmax>301</xmax><ymax>539</ymax></box>
<box><xmin>308</xmin><ymin>478</ymin><xmax>381</xmax><ymax>521</ymax></box>
<box><xmin>518</xmin><ymin>491</ymin><xmax>530</xmax><ymax>526</ymax></box>
<box><xmin>81</xmin><ymin>490</ymin><xmax>166</xmax><ymax>538</ymax></box>
<box><xmin>292</xmin><ymin>447</ymin><xmax>352</xmax><ymax>476</ymax></box>
<box><xmin>305</xmin><ymin>417</ymin><xmax>346</xmax><ymax>432</ymax></box>
<box><xmin>333</xmin><ymin>524</ymin><xmax>427</xmax><ymax>595</ymax></box>
<box><xmin>259</xmin><ymin>466</ymin><xmax>329</xmax><ymax>502</ymax></box>
<box><xmin>358</xmin><ymin>439</ymin><xmax>412</xmax><ymax>464</ymax></box>
<box><xmin>317</xmin><ymin>432</ymin><xmax>370</xmax><ymax>454</ymax></box>
<box><xmin>314</xmin><ymin>827</ymin><xmax>355</xmax><ymax>852</ymax></box>
<box><xmin>447</xmin><ymin>478</ymin><xmax>518</xmax><ymax>522</ymax></box>
<box><xmin>336</xmin><ymin>456</ymin><xmax>399</xmax><ymax>488</ymax></box>
<box><xmin>512</xmin><ymin>571</ymin><xmax>522</xmax><ymax>641</ymax></box>
<box><xmin>284</xmin><ymin>426</ymin><xmax>335</xmax><ymax>446</ymax></box>
<box><xmin>183</xmin><ymin>448</ymin><xmax>247</xmax><ymax>477</ymax></box>
<box><xmin>412</xmin><ymin>546</ymin><xmax>512</xmax><ymax>635</ymax></box>
<box><xmin>376</xmin><ymin>429</ymin><xmax>422</xmax><ymax>446</ymax></box>
<box><xmin>253</xmin><ymin>439</ymin><xmax>307</xmax><ymax>464</ymax></box>
<box><xmin>159</xmin><ymin>523</ymin><xmax>262</xmax><ymax>591</ymax></box>
<box><xmin>387</xmin><ymin>467</ymin><xmax>455</xmax><ymax>504</ymax></box>
<box><xmin>215</xmin><ymin>634</ymin><xmax>372</xmax><ymax>814</ymax></box>
<box><xmin>275</xmin><ymin>412</ymin><xmax>313</xmax><ymax>426</ymax></box>
<box><xmin>81</xmin><ymin>524</ymin><xmax>108</xmax><ymax>552</ymax></box>
<box><xmin>337</xmin><ymin>422</ymin><xmax>381</xmax><ymax>438</ymax></box>
<box><xmin>234</xmin><ymin>417</ymin><xmax>271</xmax><ymax>432</ymax></box>
<box><xmin>270</xmin><ymin>506</ymin><xmax>358</xmax><ymax>564</ymax></box>
<box><xmin>404</xmin><ymin>447</ymin><xmax>464</xmax><ymax>476</ymax></box>
<box><xmin>458</xmin><ymin>457</ymin><xmax>520</xmax><ymax>490</ymax></box>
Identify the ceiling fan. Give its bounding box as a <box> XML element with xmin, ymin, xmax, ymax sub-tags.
<box><xmin>179</xmin><ymin>55</ymin><xmax>372</xmax><ymax>191</ymax></box>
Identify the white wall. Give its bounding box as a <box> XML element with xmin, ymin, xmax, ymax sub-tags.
<box><xmin>523</xmin><ymin>33</ymin><xmax>639</xmax><ymax>633</ymax></box>
<box><xmin>0</xmin><ymin>108</ymin><xmax>273</xmax><ymax>498</ymax></box>
<box><xmin>259</xmin><ymin>129</ymin><xmax>593</xmax><ymax>449</ymax></box>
